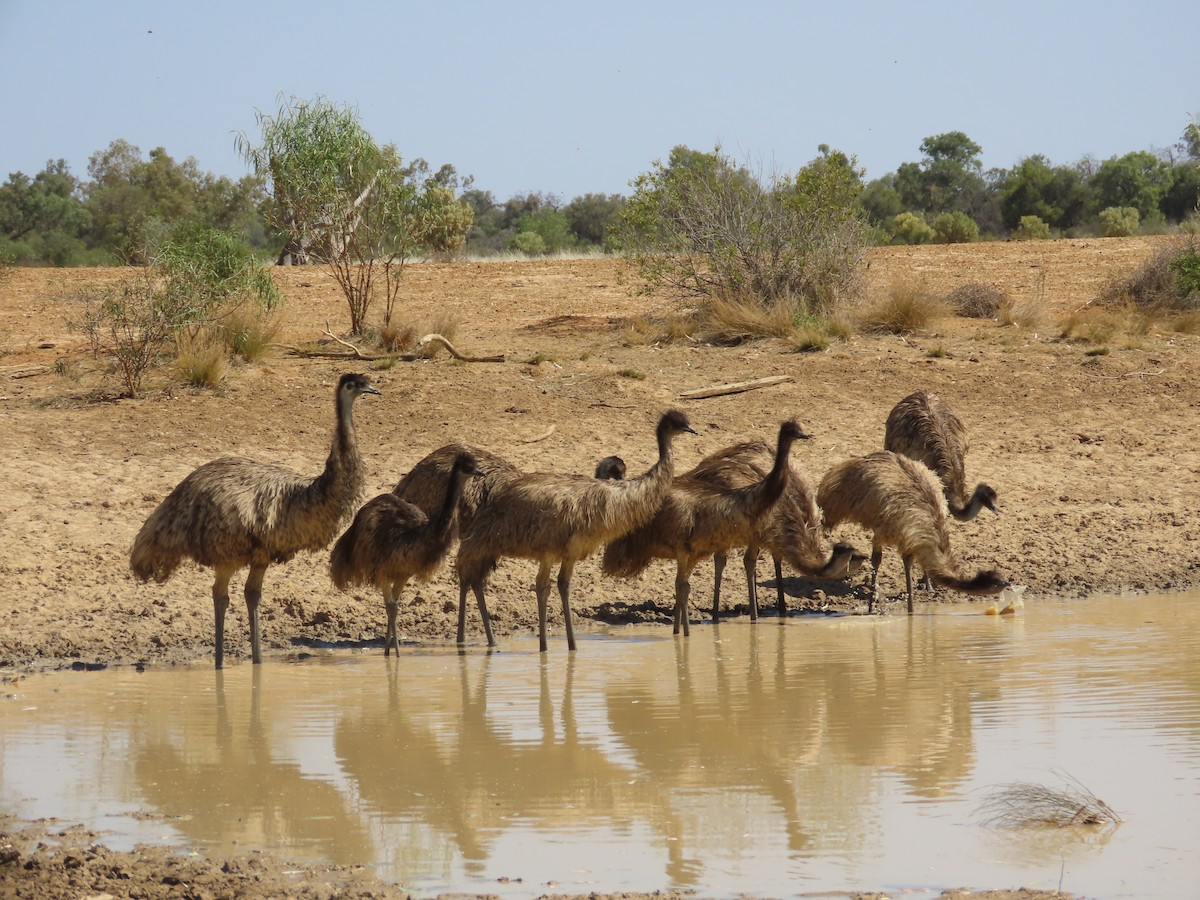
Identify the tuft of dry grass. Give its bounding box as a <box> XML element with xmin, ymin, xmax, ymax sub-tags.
<box><xmin>698</xmin><ymin>295</ymin><xmax>797</xmax><ymax>344</ymax></box>
<box><xmin>976</xmin><ymin>773</ymin><xmax>1121</xmax><ymax>828</ymax></box>
<box><xmin>1060</xmin><ymin>303</ymin><xmax>1154</xmax><ymax>344</ymax></box>
<box><xmin>173</xmin><ymin>327</ymin><xmax>228</xmax><ymax>388</ymax></box>
<box><xmin>621</xmin><ymin>313</ymin><xmax>696</xmax><ymax>346</ymax></box>
<box><xmin>999</xmin><ymin>294</ymin><xmax>1043</xmax><ymax>328</ymax></box>
<box><xmin>220</xmin><ymin>304</ymin><xmax>281</xmax><ymax>363</ymax></box>
<box><xmin>944</xmin><ymin>282</ymin><xmax>1009</xmax><ymax>319</ymax></box>
<box><xmin>859</xmin><ymin>278</ymin><xmax>946</xmax><ymax>334</ymax></box>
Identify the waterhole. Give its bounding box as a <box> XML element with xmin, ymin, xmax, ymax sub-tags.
<box><xmin>3</xmin><ymin>592</ymin><xmax>1199</xmax><ymax>898</ymax></box>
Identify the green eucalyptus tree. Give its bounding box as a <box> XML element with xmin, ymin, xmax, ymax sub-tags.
<box><xmin>238</xmin><ymin>95</ymin><xmax>472</xmax><ymax>334</ymax></box>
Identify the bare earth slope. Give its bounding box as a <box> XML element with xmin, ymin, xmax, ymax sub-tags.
<box><xmin>1</xmin><ymin>237</ymin><xmax>1194</xmax><ymax>899</ymax></box>
<box><xmin>1</xmin><ymin>236</ymin><xmax>1197</xmax><ymax>671</ymax></box>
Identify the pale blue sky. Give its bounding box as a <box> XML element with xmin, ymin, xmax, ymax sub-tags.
<box><xmin>2</xmin><ymin>1</ymin><xmax>1196</xmax><ymax>200</ymax></box>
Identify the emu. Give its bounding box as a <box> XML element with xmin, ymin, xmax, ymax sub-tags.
<box><xmin>602</xmin><ymin>420</ymin><xmax>807</xmax><ymax>636</ymax></box>
<box><xmin>816</xmin><ymin>451</ymin><xmax>1008</xmax><ymax>613</ymax></box>
<box><xmin>884</xmin><ymin>390</ymin><xmax>997</xmax><ymax>521</ymax></box>
<box><xmin>331</xmin><ymin>450</ymin><xmax>485</xmax><ymax>656</ymax></box>
<box><xmin>130</xmin><ymin>373</ymin><xmax>380</xmax><ymax>668</ymax></box>
<box><xmin>455</xmin><ymin>409</ymin><xmax>697</xmax><ymax>652</ymax></box>
<box><xmin>690</xmin><ymin>440</ymin><xmax>867</xmax><ymax>619</ymax></box>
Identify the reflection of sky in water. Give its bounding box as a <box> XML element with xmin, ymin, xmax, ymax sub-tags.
<box><xmin>1</xmin><ymin>592</ymin><xmax>1199</xmax><ymax>899</ymax></box>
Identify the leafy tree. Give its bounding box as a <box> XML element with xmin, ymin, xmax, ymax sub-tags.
<box><xmin>1179</xmin><ymin>118</ymin><xmax>1200</xmax><ymax>161</ymax></box>
<box><xmin>617</xmin><ymin>144</ymin><xmax>868</xmax><ymax>316</ymax></box>
<box><xmin>1099</xmin><ymin>206</ymin><xmax>1140</xmax><ymax>237</ymax></box>
<box><xmin>563</xmin><ymin>193</ymin><xmax>624</xmax><ymax>248</ymax></box>
<box><xmin>1091</xmin><ymin>151</ymin><xmax>1174</xmax><ymax>223</ymax></box>
<box><xmin>239</xmin><ymin>95</ymin><xmax>472</xmax><ymax>333</ymax></box>
<box><xmin>513</xmin><ymin>206</ymin><xmax>575</xmax><ymax>255</ymax></box>
<box><xmin>933</xmin><ymin>211</ymin><xmax>979</xmax><ymax>243</ymax></box>
<box><xmin>0</xmin><ymin>160</ymin><xmax>90</xmax><ymax>264</ymax></box>
<box><xmin>1013</xmin><ymin>215</ymin><xmax>1051</xmax><ymax>240</ymax></box>
<box><xmin>1161</xmin><ymin>161</ymin><xmax>1200</xmax><ymax>223</ymax></box>
<box><xmin>895</xmin><ymin>132</ymin><xmax>985</xmax><ymax>215</ymax></box>
<box><xmin>859</xmin><ymin>175</ymin><xmax>904</xmax><ymax>227</ymax></box>
<box><xmin>890</xmin><ymin>211</ymin><xmax>935</xmax><ymax>245</ymax></box>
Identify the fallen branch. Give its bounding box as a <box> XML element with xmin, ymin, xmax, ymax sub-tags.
<box><xmin>416</xmin><ymin>333</ymin><xmax>504</xmax><ymax>363</ymax></box>
<box><xmin>6</xmin><ymin>365</ymin><xmax>53</xmax><ymax>379</ymax></box>
<box><xmin>679</xmin><ymin>374</ymin><xmax>793</xmax><ymax>400</ymax></box>
<box><xmin>281</xmin><ymin>331</ymin><xmax>504</xmax><ymax>363</ymax></box>
<box><xmin>519</xmin><ymin>424</ymin><xmax>556</xmax><ymax>443</ymax></box>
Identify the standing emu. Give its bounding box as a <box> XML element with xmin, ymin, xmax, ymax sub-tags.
<box><xmin>884</xmin><ymin>390</ymin><xmax>997</xmax><ymax>521</ymax></box>
<box><xmin>331</xmin><ymin>451</ymin><xmax>485</xmax><ymax>656</ymax></box>
<box><xmin>455</xmin><ymin>409</ymin><xmax>697</xmax><ymax>652</ymax></box>
<box><xmin>602</xmin><ymin>420</ymin><xmax>807</xmax><ymax>636</ymax></box>
<box><xmin>690</xmin><ymin>440</ymin><xmax>867</xmax><ymax>619</ymax></box>
<box><xmin>816</xmin><ymin>451</ymin><xmax>1008</xmax><ymax>613</ymax></box>
<box><xmin>130</xmin><ymin>373</ymin><xmax>380</xmax><ymax>668</ymax></box>
<box><xmin>392</xmin><ymin>444</ymin><xmax>623</xmax><ymax>644</ymax></box>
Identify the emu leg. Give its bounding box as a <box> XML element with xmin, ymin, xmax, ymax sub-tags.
<box><xmin>868</xmin><ymin>545</ymin><xmax>883</xmax><ymax>614</ymax></box>
<box><xmin>673</xmin><ymin>557</ymin><xmax>693</xmax><ymax>638</ymax></box>
<box><xmin>774</xmin><ymin>555</ymin><xmax>786</xmax><ymax>616</ymax></box>
<box><xmin>712</xmin><ymin>552</ymin><xmax>727</xmax><ymax>622</ymax></box>
<box><xmin>212</xmin><ymin>567</ymin><xmax>234</xmax><ymax>670</ymax></box>
<box><xmin>535</xmin><ymin>561</ymin><xmax>552</xmax><ymax>653</ymax></box>
<box><xmin>244</xmin><ymin>564</ymin><xmax>266</xmax><ymax>665</ymax></box>
<box><xmin>904</xmin><ymin>556</ymin><xmax>915</xmax><ymax>614</ymax></box>
<box><xmin>385</xmin><ymin>580</ymin><xmax>406</xmax><ymax>657</ymax></box>
<box><xmin>742</xmin><ymin>546</ymin><xmax>760</xmax><ymax>621</ymax></box>
<box><xmin>456</xmin><ymin>579</ymin><xmax>469</xmax><ymax>644</ymax></box>
<box><xmin>557</xmin><ymin>560</ymin><xmax>577</xmax><ymax>652</ymax></box>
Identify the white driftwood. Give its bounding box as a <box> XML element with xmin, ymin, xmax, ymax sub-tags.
<box><xmin>679</xmin><ymin>375</ymin><xmax>793</xmax><ymax>400</ymax></box>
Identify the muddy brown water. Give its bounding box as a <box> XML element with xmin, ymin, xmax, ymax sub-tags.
<box><xmin>2</xmin><ymin>592</ymin><xmax>1199</xmax><ymax>899</ymax></box>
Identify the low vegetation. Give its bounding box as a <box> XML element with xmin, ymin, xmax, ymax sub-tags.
<box><xmin>859</xmin><ymin>278</ymin><xmax>946</xmax><ymax>334</ymax></box>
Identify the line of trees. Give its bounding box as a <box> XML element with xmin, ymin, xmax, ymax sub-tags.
<box><xmin>2</xmin><ymin>116</ymin><xmax>1197</xmax><ymax>267</ymax></box>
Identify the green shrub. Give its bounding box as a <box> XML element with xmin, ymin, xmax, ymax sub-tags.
<box><xmin>1099</xmin><ymin>206</ymin><xmax>1140</xmax><ymax>237</ymax></box>
<box><xmin>933</xmin><ymin>211</ymin><xmax>979</xmax><ymax>244</ymax></box>
<box><xmin>890</xmin><ymin>211</ymin><xmax>935</xmax><ymax>245</ymax></box>
<box><xmin>1013</xmin><ymin>215</ymin><xmax>1050</xmax><ymax>240</ymax></box>
<box><xmin>1168</xmin><ymin>250</ymin><xmax>1200</xmax><ymax>298</ymax></box>
<box><xmin>510</xmin><ymin>231</ymin><xmax>547</xmax><ymax>256</ymax></box>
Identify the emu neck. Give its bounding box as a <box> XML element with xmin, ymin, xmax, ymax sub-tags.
<box><xmin>432</xmin><ymin>465</ymin><xmax>468</xmax><ymax>538</ymax></box>
<box><xmin>315</xmin><ymin>392</ymin><xmax>364</xmax><ymax>500</ymax></box>
<box><xmin>950</xmin><ymin>490</ymin><xmax>984</xmax><ymax>522</ymax></box>
<box><xmin>750</xmin><ymin>432</ymin><xmax>795</xmax><ymax>515</ymax></box>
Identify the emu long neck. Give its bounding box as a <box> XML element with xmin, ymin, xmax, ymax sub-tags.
<box><xmin>748</xmin><ymin>431</ymin><xmax>795</xmax><ymax>517</ymax></box>
<box><xmin>431</xmin><ymin>465</ymin><xmax>468</xmax><ymax>539</ymax></box>
<box><xmin>315</xmin><ymin>391</ymin><xmax>365</xmax><ymax>503</ymax></box>
<box><xmin>949</xmin><ymin>485</ymin><xmax>986</xmax><ymax>521</ymax></box>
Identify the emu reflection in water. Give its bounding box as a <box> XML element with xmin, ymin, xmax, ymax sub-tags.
<box><xmin>332</xmin><ymin>653</ymin><xmax>698</xmax><ymax>884</ymax></box>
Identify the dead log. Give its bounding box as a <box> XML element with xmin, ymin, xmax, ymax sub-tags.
<box><xmin>679</xmin><ymin>375</ymin><xmax>793</xmax><ymax>400</ymax></box>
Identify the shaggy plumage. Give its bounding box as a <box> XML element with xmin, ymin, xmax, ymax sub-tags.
<box><xmin>688</xmin><ymin>440</ymin><xmax>867</xmax><ymax>619</ymax></box>
<box><xmin>817</xmin><ymin>451</ymin><xmax>1008</xmax><ymax>613</ymax></box>
<box><xmin>884</xmin><ymin>390</ymin><xmax>998</xmax><ymax>521</ymax></box>
<box><xmin>130</xmin><ymin>373</ymin><xmax>380</xmax><ymax>667</ymax></box>
<box><xmin>331</xmin><ymin>451</ymin><xmax>484</xmax><ymax>656</ymax></box>
<box><xmin>601</xmin><ymin>420</ymin><xmax>807</xmax><ymax>636</ymax></box>
<box><xmin>456</xmin><ymin>409</ymin><xmax>697</xmax><ymax>651</ymax></box>
<box><xmin>593</xmin><ymin>455</ymin><xmax>627</xmax><ymax>480</ymax></box>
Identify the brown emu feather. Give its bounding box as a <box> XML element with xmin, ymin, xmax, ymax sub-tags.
<box><xmin>331</xmin><ymin>451</ymin><xmax>484</xmax><ymax>656</ymax></box>
<box><xmin>455</xmin><ymin>409</ymin><xmax>697</xmax><ymax>651</ymax></box>
<box><xmin>884</xmin><ymin>390</ymin><xmax>997</xmax><ymax>521</ymax></box>
<box><xmin>817</xmin><ymin>451</ymin><xmax>1008</xmax><ymax>613</ymax></box>
<box><xmin>601</xmin><ymin>420</ymin><xmax>807</xmax><ymax>636</ymax></box>
<box><xmin>688</xmin><ymin>440</ymin><xmax>867</xmax><ymax>619</ymax></box>
<box><xmin>130</xmin><ymin>373</ymin><xmax>380</xmax><ymax>668</ymax></box>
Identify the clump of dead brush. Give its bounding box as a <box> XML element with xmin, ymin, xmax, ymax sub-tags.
<box><xmin>944</xmin><ymin>282</ymin><xmax>1009</xmax><ymax>319</ymax></box>
<box><xmin>859</xmin><ymin>277</ymin><xmax>946</xmax><ymax>334</ymax></box>
<box><xmin>976</xmin><ymin>772</ymin><xmax>1121</xmax><ymax>828</ymax></box>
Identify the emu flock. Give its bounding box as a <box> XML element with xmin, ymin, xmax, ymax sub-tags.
<box><xmin>130</xmin><ymin>373</ymin><xmax>1009</xmax><ymax>668</ymax></box>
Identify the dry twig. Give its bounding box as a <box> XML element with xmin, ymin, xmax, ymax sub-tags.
<box><xmin>976</xmin><ymin>771</ymin><xmax>1121</xmax><ymax>828</ymax></box>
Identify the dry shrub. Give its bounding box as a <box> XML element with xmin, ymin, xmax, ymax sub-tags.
<box><xmin>859</xmin><ymin>278</ymin><xmax>946</xmax><ymax>334</ymax></box>
<box><xmin>377</xmin><ymin>322</ymin><xmax>419</xmax><ymax>353</ymax></box>
<box><xmin>1096</xmin><ymin>235</ymin><xmax>1200</xmax><ymax>335</ymax></box>
<box><xmin>944</xmin><ymin>282</ymin><xmax>1008</xmax><ymax>319</ymax></box>
<box><xmin>977</xmin><ymin>774</ymin><xmax>1120</xmax><ymax>828</ymax></box>
<box><xmin>621</xmin><ymin>313</ymin><xmax>695</xmax><ymax>346</ymax></box>
<box><xmin>698</xmin><ymin>294</ymin><xmax>797</xmax><ymax>344</ymax></box>
<box><xmin>174</xmin><ymin>327</ymin><xmax>229</xmax><ymax>388</ymax></box>
<box><xmin>1061</xmin><ymin>304</ymin><xmax>1153</xmax><ymax>343</ymax></box>
<box><xmin>999</xmin><ymin>295</ymin><xmax>1043</xmax><ymax>328</ymax></box>
<box><xmin>220</xmin><ymin>304</ymin><xmax>281</xmax><ymax>363</ymax></box>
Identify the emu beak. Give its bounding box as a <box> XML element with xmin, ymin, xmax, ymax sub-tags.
<box><xmin>363</xmin><ymin>385</ymin><xmax>381</xmax><ymax>396</ymax></box>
